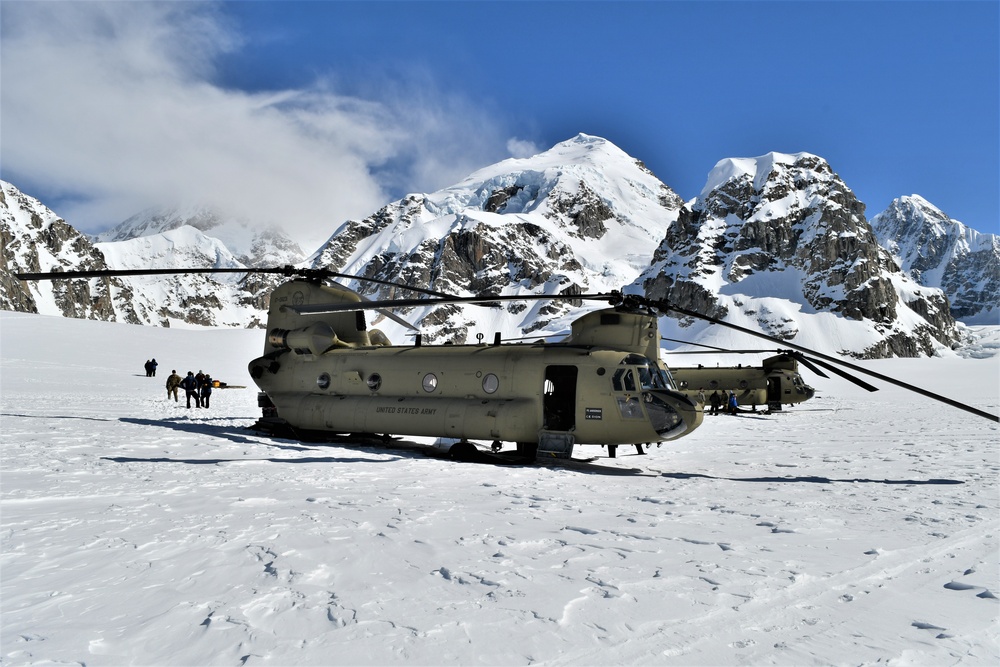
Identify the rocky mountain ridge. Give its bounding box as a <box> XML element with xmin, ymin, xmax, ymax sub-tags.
<box><xmin>1</xmin><ymin>181</ymin><xmax>136</xmax><ymax>322</ymax></box>
<box><xmin>1</xmin><ymin>182</ymin><xmax>274</xmax><ymax>327</ymax></box>
<box><xmin>640</xmin><ymin>152</ymin><xmax>960</xmax><ymax>357</ymax></box>
<box><xmin>2</xmin><ymin>134</ymin><xmax>996</xmax><ymax>358</ymax></box>
<box><xmin>308</xmin><ymin>134</ymin><xmax>685</xmax><ymax>342</ymax></box>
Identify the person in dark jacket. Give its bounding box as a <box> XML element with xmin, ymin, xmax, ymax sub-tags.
<box><xmin>709</xmin><ymin>390</ymin><xmax>722</xmax><ymax>416</ymax></box>
<box><xmin>200</xmin><ymin>374</ymin><xmax>214</xmax><ymax>409</ymax></box>
<box><xmin>180</xmin><ymin>371</ymin><xmax>200</xmax><ymax>408</ymax></box>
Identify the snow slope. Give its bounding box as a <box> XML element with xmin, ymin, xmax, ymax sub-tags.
<box><xmin>1</xmin><ymin>313</ymin><xmax>997</xmax><ymax>665</ymax></box>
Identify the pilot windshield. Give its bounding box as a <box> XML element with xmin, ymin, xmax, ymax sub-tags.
<box><xmin>618</xmin><ymin>354</ymin><xmax>673</xmax><ymax>390</ymax></box>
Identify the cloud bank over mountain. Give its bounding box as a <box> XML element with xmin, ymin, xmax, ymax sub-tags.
<box><xmin>0</xmin><ymin>2</ymin><xmax>526</xmax><ymax>250</ymax></box>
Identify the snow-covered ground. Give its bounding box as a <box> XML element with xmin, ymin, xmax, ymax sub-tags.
<box><xmin>2</xmin><ymin>312</ymin><xmax>998</xmax><ymax>665</ymax></box>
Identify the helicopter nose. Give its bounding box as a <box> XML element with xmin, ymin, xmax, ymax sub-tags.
<box><xmin>645</xmin><ymin>389</ymin><xmax>703</xmax><ymax>439</ymax></box>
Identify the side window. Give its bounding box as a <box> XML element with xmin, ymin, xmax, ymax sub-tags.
<box><xmin>624</xmin><ymin>370</ymin><xmax>636</xmax><ymax>392</ymax></box>
<box><xmin>616</xmin><ymin>396</ymin><xmax>644</xmax><ymax>419</ymax></box>
<box><xmin>612</xmin><ymin>368</ymin><xmax>636</xmax><ymax>392</ymax></box>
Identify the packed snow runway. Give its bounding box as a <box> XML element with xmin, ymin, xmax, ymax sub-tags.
<box><xmin>1</xmin><ymin>312</ymin><xmax>997</xmax><ymax>665</ymax></box>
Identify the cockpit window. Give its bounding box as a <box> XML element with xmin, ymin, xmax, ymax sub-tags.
<box><xmin>637</xmin><ymin>366</ymin><xmax>657</xmax><ymax>389</ymax></box>
<box><xmin>612</xmin><ymin>368</ymin><xmax>636</xmax><ymax>392</ymax></box>
<box><xmin>616</xmin><ymin>355</ymin><xmax>673</xmax><ymax>390</ymax></box>
<box><xmin>619</xmin><ymin>354</ymin><xmax>648</xmax><ymax>366</ymax></box>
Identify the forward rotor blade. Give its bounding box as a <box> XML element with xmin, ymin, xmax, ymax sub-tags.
<box><xmin>648</xmin><ymin>298</ymin><xmax>999</xmax><ymax>423</ymax></box>
<box><xmin>16</xmin><ymin>267</ymin><xmax>261</xmax><ymax>280</ymax></box>
<box><xmin>15</xmin><ymin>265</ymin><xmax>451</xmax><ymax>299</ymax></box>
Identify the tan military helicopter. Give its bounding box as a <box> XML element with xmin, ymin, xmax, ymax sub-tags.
<box><xmin>671</xmin><ymin>355</ymin><xmax>815</xmax><ymax>412</ymax></box>
<box><xmin>251</xmin><ymin>275</ymin><xmax>704</xmax><ymax>460</ymax></box>
<box><xmin>16</xmin><ymin>266</ymin><xmax>999</xmax><ymax>463</ymax></box>
<box><xmin>665</xmin><ymin>340</ymin><xmax>825</xmax><ymax>412</ymax></box>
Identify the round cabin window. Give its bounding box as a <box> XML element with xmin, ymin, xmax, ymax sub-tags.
<box><xmin>367</xmin><ymin>373</ymin><xmax>382</xmax><ymax>392</ymax></box>
<box><xmin>482</xmin><ymin>373</ymin><xmax>499</xmax><ymax>394</ymax></box>
<box><xmin>317</xmin><ymin>373</ymin><xmax>331</xmax><ymax>390</ymax></box>
<box><xmin>422</xmin><ymin>373</ymin><xmax>438</xmax><ymax>393</ymax></box>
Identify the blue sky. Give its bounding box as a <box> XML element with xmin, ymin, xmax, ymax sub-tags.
<box><xmin>2</xmin><ymin>1</ymin><xmax>997</xmax><ymax>244</ymax></box>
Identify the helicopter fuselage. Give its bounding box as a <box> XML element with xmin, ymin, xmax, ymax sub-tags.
<box><xmin>248</xmin><ymin>280</ymin><xmax>703</xmax><ymax>458</ymax></box>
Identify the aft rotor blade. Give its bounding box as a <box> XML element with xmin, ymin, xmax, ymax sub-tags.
<box><xmin>780</xmin><ymin>352</ymin><xmax>831</xmax><ymax>380</ymax></box>
<box><xmin>660</xmin><ymin>343</ymin><xmax>838</xmax><ymax>382</ymax></box>
<box><xmin>285</xmin><ymin>291</ymin><xmax>619</xmax><ymax>315</ymax></box>
<box><xmin>789</xmin><ymin>352</ymin><xmax>885</xmax><ymax>387</ymax></box>
<box><xmin>661</xmin><ymin>337</ymin><xmax>735</xmax><ymax>352</ymax></box>
<box><xmin>360</xmin><ymin>298</ymin><xmax>419</xmax><ymax>332</ymax></box>
<box><xmin>650</xmin><ymin>299</ymin><xmax>999</xmax><ymax>423</ymax></box>
<box><xmin>663</xmin><ymin>346</ymin><xmax>785</xmax><ymax>355</ymax></box>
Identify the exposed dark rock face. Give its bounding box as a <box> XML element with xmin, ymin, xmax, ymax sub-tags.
<box><xmin>484</xmin><ymin>185</ymin><xmax>524</xmax><ymax>213</ymax></box>
<box><xmin>641</xmin><ymin>153</ymin><xmax>959</xmax><ymax>358</ymax></box>
<box><xmin>544</xmin><ymin>181</ymin><xmax>613</xmax><ymax>239</ymax></box>
<box><xmin>0</xmin><ymin>183</ymin><xmax>140</xmax><ymax>323</ymax></box>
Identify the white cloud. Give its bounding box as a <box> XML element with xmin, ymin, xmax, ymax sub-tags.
<box><xmin>506</xmin><ymin>138</ymin><xmax>542</xmax><ymax>159</ymax></box>
<box><xmin>0</xmin><ymin>2</ymin><xmax>532</xmax><ymax>251</ymax></box>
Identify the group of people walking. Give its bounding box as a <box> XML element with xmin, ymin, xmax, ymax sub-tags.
<box><xmin>165</xmin><ymin>369</ymin><xmax>215</xmax><ymax>408</ymax></box>
<box><xmin>705</xmin><ymin>389</ymin><xmax>740</xmax><ymax>416</ymax></box>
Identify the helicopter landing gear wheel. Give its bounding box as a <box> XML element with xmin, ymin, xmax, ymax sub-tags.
<box><xmin>515</xmin><ymin>442</ymin><xmax>538</xmax><ymax>458</ymax></box>
<box><xmin>448</xmin><ymin>441</ymin><xmax>478</xmax><ymax>461</ymax></box>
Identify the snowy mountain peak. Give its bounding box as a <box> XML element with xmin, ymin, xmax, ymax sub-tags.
<box><xmin>96</xmin><ymin>204</ymin><xmax>305</xmax><ymax>268</ymax></box>
<box><xmin>642</xmin><ymin>155</ymin><xmax>960</xmax><ymax>358</ymax></box>
<box><xmin>874</xmin><ymin>195</ymin><xmax>978</xmax><ymax>248</ymax></box>
<box><xmin>309</xmin><ymin>135</ymin><xmax>686</xmax><ymax>342</ymax></box>
<box><xmin>871</xmin><ymin>196</ymin><xmax>999</xmax><ymax>324</ymax></box>
<box><xmin>464</xmin><ymin>133</ymin><xmax>628</xmax><ymax>180</ymax></box>
<box><xmin>700</xmin><ymin>152</ymin><xmax>832</xmax><ymax>199</ymax></box>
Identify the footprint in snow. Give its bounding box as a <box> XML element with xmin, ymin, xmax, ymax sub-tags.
<box><xmin>912</xmin><ymin>620</ymin><xmax>951</xmax><ymax>638</ymax></box>
<box><xmin>943</xmin><ymin>581</ymin><xmax>998</xmax><ymax>599</ymax></box>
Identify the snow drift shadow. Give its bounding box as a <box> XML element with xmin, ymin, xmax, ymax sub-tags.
<box><xmin>101</xmin><ymin>455</ymin><xmax>402</xmax><ymax>465</ymax></box>
<box><xmin>660</xmin><ymin>472</ymin><xmax>963</xmax><ymax>485</ymax></box>
<box><xmin>119</xmin><ymin>416</ymin><xmax>313</xmax><ymax>449</ymax></box>
<box><xmin>3</xmin><ymin>412</ymin><xmax>115</xmax><ymax>423</ymax></box>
